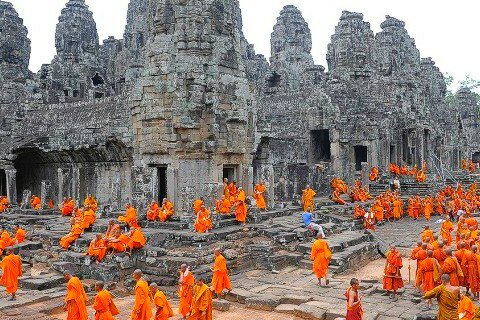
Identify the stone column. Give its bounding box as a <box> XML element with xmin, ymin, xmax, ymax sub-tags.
<box><xmin>361</xmin><ymin>163</ymin><xmax>369</xmax><ymax>187</ymax></box>
<box><xmin>417</xmin><ymin>129</ymin><xmax>424</xmax><ymax>167</ymax></box>
<box><xmin>167</xmin><ymin>167</ymin><xmax>177</xmax><ymax>205</ymax></box>
<box><xmin>57</xmin><ymin>168</ymin><xmax>64</xmax><ymax>205</ymax></box>
<box><xmin>111</xmin><ymin>173</ymin><xmax>121</xmax><ymax>211</ymax></box>
<box><xmin>72</xmin><ymin>167</ymin><xmax>80</xmax><ymax>203</ymax></box>
<box><xmin>263</xmin><ymin>164</ymin><xmax>275</xmax><ymax>209</ymax></box>
<box><xmin>243</xmin><ymin>165</ymin><xmax>254</xmax><ymax>196</ymax></box>
<box><xmin>5</xmin><ymin>169</ymin><xmax>17</xmax><ymax>205</ymax></box>
<box><xmin>40</xmin><ymin>180</ymin><xmax>52</xmax><ymax>209</ymax></box>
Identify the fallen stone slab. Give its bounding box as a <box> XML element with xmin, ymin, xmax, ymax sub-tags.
<box><xmin>275</xmin><ymin>304</ymin><xmax>297</xmax><ymax>315</ymax></box>
<box><xmin>412</xmin><ymin>313</ymin><xmax>436</xmax><ymax>320</ymax></box>
<box><xmin>13</xmin><ymin>241</ymin><xmax>43</xmax><ymax>251</ymax></box>
<box><xmin>213</xmin><ymin>299</ymin><xmax>230</xmax><ymax>311</ymax></box>
<box><xmin>225</xmin><ymin>288</ymin><xmax>251</xmax><ymax>304</ymax></box>
<box><xmin>280</xmin><ymin>293</ymin><xmax>313</xmax><ymax>305</ymax></box>
<box><xmin>245</xmin><ymin>294</ymin><xmax>281</xmax><ymax>311</ymax></box>
<box><xmin>294</xmin><ymin>303</ymin><xmax>327</xmax><ymax>320</ymax></box>
<box><xmin>20</xmin><ymin>275</ymin><xmax>64</xmax><ymax>290</ymax></box>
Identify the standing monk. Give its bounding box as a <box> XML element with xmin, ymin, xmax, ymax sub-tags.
<box><xmin>0</xmin><ymin>248</ymin><xmax>22</xmax><ymax>301</ymax></box>
<box><xmin>150</xmin><ymin>283</ymin><xmax>174</xmax><ymax>320</ymax></box>
<box><xmin>441</xmin><ymin>217</ymin><xmax>454</xmax><ymax>246</ymax></box>
<box><xmin>63</xmin><ymin>272</ymin><xmax>88</xmax><ymax>320</ymax></box>
<box><xmin>189</xmin><ymin>278</ymin><xmax>213</xmax><ymax>320</ymax></box>
<box><xmin>418</xmin><ymin>250</ymin><xmax>441</xmax><ymax>309</ymax></box>
<box><xmin>383</xmin><ymin>245</ymin><xmax>404</xmax><ymax>300</ymax></box>
<box><xmin>235</xmin><ymin>187</ymin><xmax>247</xmax><ymax>224</ymax></box>
<box><xmin>253</xmin><ymin>180</ymin><xmax>267</xmax><ymax>210</ymax></box>
<box><xmin>310</xmin><ymin>233</ymin><xmax>331</xmax><ymax>286</ymax></box>
<box><xmin>30</xmin><ymin>195</ymin><xmax>41</xmax><ymax>210</ymax></box>
<box><xmin>462</xmin><ymin>245</ymin><xmax>480</xmax><ymax>300</ymax></box>
<box><xmin>210</xmin><ymin>248</ymin><xmax>232</xmax><ymax>297</ymax></box>
<box><xmin>93</xmin><ymin>281</ymin><xmax>119</xmax><ymax>320</ymax></box>
<box><xmin>178</xmin><ymin>264</ymin><xmax>194</xmax><ymax>320</ymax></box>
<box><xmin>302</xmin><ymin>185</ymin><xmax>316</xmax><ymax>212</ymax></box>
<box><xmin>131</xmin><ymin>269</ymin><xmax>152</xmax><ymax>320</ymax></box>
<box><xmin>392</xmin><ymin>197</ymin><xmax>403</xmax><ymax>220</ymax></box>
<box><xmin>14</xmin><ymin>225</ymin><xmax>26</xmax><ymax>244</ymax></box>
<box><xmin>423</xmin><ymin>274</ymin><xmax>460</xmax><ymax>320</ymax></box>
<box><xmin>443</xmin><ymin>248</ymin><xmax>464</xmax><ymax>286</ymax></box>
<box><xmin>345</xmin><ymin>278</ymin><xmax>363</xmax><ymax>320</ymax></box>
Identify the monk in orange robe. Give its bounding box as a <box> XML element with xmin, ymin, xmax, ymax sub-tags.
<box><xmin>48</xmin><ymin>199</ymin><xmax>55</xmax><ymax>209</ymax></box>
<box><xmin>371</xmin><ymin>200</ymin><xmax>384</xmax><ymax>222</ymax></box>
<box><xmin>179</xmin><ymin>264</ymin><xmax>195</xmax><ymax>319</ymax></box>
<box><xmin>416</xmin><ymin>170</ymin><xmax>426</xmax><ymax>183</ymax></box>
<box><xmin>118</xmin><ymin>203</ymin><xmax>139</xmax><ymax>228</ymax></box>
<box><xmin>418</xmin><ymin>250</ymin><xmax>441</xmax><ymax>308</ymax></box>
<box><xmin>0</xmin><ymin>248</ymin><xmax>22</xmax><ymax>300</ymax></box>
<box><xmin>462</xmin><ymin>245</ymin><xmax>480</xmax><ymax>299</ymax></box>
<box><xmin>433</xmin><ymin>242</ymin><xmax>447</xmax><ymax>268</ymax></box>
<box><xmin>414</xmin><ymin>244</ymin><xmax>428</xmax><ymax>288</ymax></box>
<box><xmin>235</xmin><ymin>187</ymin><xmax>247</xmax><ymax>223</ymax></box>
<box><xmin>63</xmin><ymin>272</ymin><xmax>88</xmax><ymax>320</ymax></box>
<box><xmin>392</xmin><ymin>198</ymin><xmax>403</xmax><ymax>220</ymax></box>
<box><xmin>150</xmin><ymin>282</ymin><xmax>174</xmax><ymax>320</ymax></box>
<box><xmin>87</xmin><ymin>234</ymin><xmax>107</xmax><ymax>263</ymax></box>
<box><xmin>0</xmin><ymin>196</ymin><xmax>9</xmax><ymax>213</ymax></box>
<box><xmin>253</xmin><ymin>181</ymin><xmax>267</xmax><ymax>210</ymax></box>
<box><xmin>441</xmin><ymin>217</ymin><xmax>454</xmax><ymax>246</ymax></box>
<box><xmin>159</xmin><ymin>198</ymin><xmax>174</xmax><ymax>222</ymax></box>
<box><xmin>410</xmin><ymin>241</ymin><xmax>423</xmax><ymax>270</ymax></box>
<box><xmin>14</xmin><ymin>225</ymin><xmax>26</xmax><ymax>244</ymax></box>
<box><xmin>147</xmin><ymin>201</ymin><xmax>160</xmax><ymax>221</ymax></box>
<box><xmin>193</xmin><ymin>198</ymin><xmax>204</xmax><ymax>215</ymax></box>
<box><xmin>0</xmin><ymin>230</ymin><xmax>15</xmax><ymax>254</ymax></box>
<box><xmin>223</xmin><ymin>178</ymin><xmax>230</xmax><ymax>199</ymax></box>
<box><xmin>131</xmin><ymin>269</ymin><xmax>152</xmax><ymax>320</ymax></box>
<box><xmin>369</xmin><ymin>167</ymin><xmax>379</xmax><ymax>181</ymax></box>
<box><xmin>423</xmin><ymin>196</ymin><xmax>434</xmax><ymax>220</ymax></box>
<box><xmin>353</xmin><ymin>205</ymin><xmax>365</xmax><ymax>219</ymax></box>
<box><xmin>435</xmin><ymin>194</ymin><xmax>445</xmax><ymax>215</ymax></box>
<box><xmin>302</xmin><ymin>185</ymin><xmax>316</xmax><ymax>212</ymax></box>
<box><xmin>345</xmin><ymin>278</ymin><xmax>363</xmax><ymax>320</ymax></box>
<box><xmin>332</xmin><ymin>189</ymin><xmax>346</xmax><ymax>205</ymax></box>
<box><xmin>60</xmin><ymin>218</ymin><xmax>84</xmax><ymax>249</ymax></box>
<box><xmin>228</xmin><ymin>182</ymin><xmax>237</xmax><ymax>202</ymax></box>
<box><xmin>412</xmin><ymin>196</ymin><xmax>422</xmax><ymax>220</ymax></box>
<box><xmin>83</xmin><ymin>205</ymin><xmax>96</xmax><ymax>229</ymax></box>
<box><xmin>189</xmin><ymin>278</ymin><xmax>213</xmax><ymax>320</ymax></box>
<box><xmin>383</xmin><ymin>245</ymin><xmax>404</xmax><ymax>299</ymax></box>
<box><xmin>443</xmin><ymin>248</ymin><xmax>464</xmax><ymax>286</ymax></box>
<box><xmin>456</xmin><ymin>242</ymin><xmax>469</xmax><ymax>287</ymax></box>
<box><xmin>210</xmin><ymin>249</ymin><xmax>232</xmax><ymax>296</ymax></box>
<box><xmin>310</xmin><ymin>233</ymin><xmax>331</xmax><ymax>286</ymax></box>
<box><xmin>84</xmin><ymin>194</ymin><xmax>98</xmax><ymax>212</ymax></box>
<box><xmin>459</xmin><ymin>291</ymin><xmax>476</xmax><ymax>320</ymax></box>
<box><xmin>61</xmin><ymin>197</ymin><xmax>75</xmax><ymax>216</ymax></box>
<box><xmin>30</xmin><ymin>195</ymin><xmax>41</xmax><ymax>210</ymax></box>
<box><xmin>421</xmin><ymin>226</ymin><xmax>434</xmax><ymax>243</ymax></box>
<box><xmin>93</xmin><ymin>281</ymin><xmax>119</xmax><ymax>320</ymax></box>
<box><xmin>124</xmin><ymin>227</ymin><xmax>146</xmax><ymax>253</ymax></box>
<box><xmin>106</xmin><ymin>229</ymin><xmax>126</xmax><ymax>253</ymax></box>
<box><xmin>215</xmin><ymin>196</ymin><xmax>232</xmax><ymax>214</ymax></box>
<box><xmin>194</xmin><ymin>206</ymin><xmax>212</xmax><ymax>233</ymax></box>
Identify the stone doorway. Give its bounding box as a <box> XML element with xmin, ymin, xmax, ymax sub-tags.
<box><xmin>0</xmin><ymin>170</ymin><xmax>5</xmax><ymax>196</ymax></box>
<box><xmin>473</xmin><ymin>152</ymin><xmax>480</xmax><ymax>163</ymax></box>
<box><xmin>354</xmin><ymin>145</ymin><xmax>368</xmax><ymax>171</ymax></box>
<box><xmin>390</xmin><ymin>145</ymin><xmax>396</xmax><ymax>164</ymax></box>
<box><xmin>310</xmin><ymin>129</ymin><xmax>331</xmax><ymax>163</ymax></box>
<box><xmin>156</xmin><ymin>166</ymin><xmax>167</xmax><ymax>202</ymax></box>
<box><xmin>223</xmin><ymin>165</ymin><xmax>237</xmax><ymax>183</ymax></box>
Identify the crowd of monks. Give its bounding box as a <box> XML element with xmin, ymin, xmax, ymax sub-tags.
<box><xmin>462</xmin><ymin>159</ymin><xmax>478</xmax><ymax>174</ymax></box>
<box><xmin>388</xmin><ymin>162</ymin><xmax>428</xmax><ymax>183</ymax></box>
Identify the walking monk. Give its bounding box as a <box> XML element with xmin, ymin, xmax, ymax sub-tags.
<box><xmin>150</xmin><ymin>282</ymin><xmax>174</xmax><ymax>320</ymax></box>
<box><xmin>63</xmin><ymin>271</ymin><xmax>88</xmax><ymax>320</ymax></box>
<box><xmin>418</xmin><ymin>250</ymin><xmax>441</xmax><ymax>309</ymax></box>
<box><xmin>423</xmin><ymin>274</ymin><xmax>460</xmax><ymax>320</ymax></box>
<box><xmin>459</xmin><ymin>289</ymin><xmax>476</xmax><ymax>320</ymax></box>
<box><xmin>310</xmin><ymin>233</ymin><xmax>331</xmax><ymax>286</ymax></box>
<box><xmin>302</xmin><ymin>185</ymin><xmax>316</xmax><ymax>212</ymax></box>
<box><xmin>0</xmin><ymin>248</ymin><xmax>22</xmax><ymax>301</ymax></box>
<box><xmin>462</xmin><ymin>245</ymin><xmax>480</xmax><ymax>300</ymax></box>
<box><xmin>441</xmin><ymin>217</ymin><xmax>454</xmax><ymax>246</ymax></box>
<box><xmin>383</xmin><ymin>245</ymin><xmax>404</xmax><ymax>300</ymax></box>
<box><xmin>131</xmin><ymin>269</ymin><xmax>152</xmax><ymax>320</ymax></box>
<box><xmin>235</xmin><ymin>187</ymin><xmax>247</xmax><ymax>223</ymax></box>
<box><xmin>345</xmin><ymin>278</ymin><xmax>363</xmax><ymax>320</ymax></box>
<box><xmin>178</xmin><ymin>264</ymin><xmax>194</xmax><ymax>320</ymax></box>
<box><xmin>253</xmin><ymin>180</ymin><xmax>267</xmax><ymax>210</ymax></box>
<box><xmin>189</xmin><ymin>278</ymin><xmax>213</xmax><ymax>320</ymax></box>
<box><xmin>210</xmin><ymin>248</ymin><xmax>232</xmax><ymax>297</ymax></box>
<box><xmin>93</xmin><ymin>281</ymin><xmax>119</xmax><ymax>320</ymax></box>
<box><xmin>443</xmin><ymin>248</ymin><xmax>464</xmax><ymax>286</ymax></box>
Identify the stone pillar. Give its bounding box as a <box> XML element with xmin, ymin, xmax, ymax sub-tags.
<box><xmin>361</xmin><ymin>163</ymin><xmax>369</xmax><ymax>187</ymax></box>
<box><xmin>243</xmin><ymin>165</ymin><xmax>254</xmax><ymax>196</ymax></box>
<box><xmin>72</xmin><ymin>167</ymin><xmax>80</xmax><ymax>203</ymax></box>
<box><xmin>5</xmin><ymin>169</ymin><xmax>17</xmax><ymax>205</ymax></box>
<box><xmin>166</xmin><ymin>167</ymin><xmax>177</xmax><ymax>205</ymax></box>
<box><xmin>57</xmin><ymin>168</ymin><xmax>65</xmax><ymax>205</ymax></box>
<box><xmin>263</xmin><ymin>164</ymin><xmax>275</xmax><ymax>209</ymax></box>
<box><xmin>111</xmin><ymin>173</ymin><xmax>121</xmax><ymax>211</ymax></box>
<box><xmin>40</xmin><ymin>180</ymin><xmax>52</xmax><ymax>209</ymax></box>
<box><xmin>417</xmin><ymin>129</ymin><xmax>424</xmax><ymax>167</ymax></box>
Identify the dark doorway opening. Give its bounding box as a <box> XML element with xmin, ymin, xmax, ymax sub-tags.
<box><xmin>92</xmin><ymin>73</ymin><xmax>105</xmax><ymax>86</ymax></box>
<box><xmin>472</xmin><ymin>152</ymin><xmax>480</xmax><ymax>164</ymax></box>
<box><xmin>0</xmin><ymin>170</ymin><xmax>5</xmax><ymax>196</ymax></box>
<box><xmin>310</xmin><ymin>130</ymin><xmax>331</xmax><ymax>162</ymax></box>
<box><xmin>157</xmin><ymin>167</ymin><xmax>167</xmax><ymax>203</ymax></box>
<box><xmin>390</xmin><ymin>145</ymin><xmax>396</xmax><ymax>164</ymax></box>
<box><xmin>223</xmin><ymin>166</ymin><xmax>236</xmax><ymax>183</ymax></box>
<box><xmin>354</xmin><ymin>145</ymin><xmax>368</xmax><ymax>171</ymax></box>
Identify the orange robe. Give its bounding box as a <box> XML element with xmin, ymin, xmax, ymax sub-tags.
<box><xmin>48</xmin><ymin>199</ymin><xmax>55</xmax><ymax>209</ymax></box>
<box><xmin>371</xmin><ymin>201</ymin><xmax>384</xmax><ymax>221</ymax></box>
<box><xmin>215</xmin><ymin>198</ymin><xmax>231</xmax><ymax>214</ymax></box>
<box><xmin>66</xmin><ymin>277</ymin><xmax>88</xmax><ymax>320</ymax></box>
<box><xmin>179</xmin><ymin>270</ymin><xmax>195</xmax><ymax>317</ymax></box>
<box><xmin>159</xmin><ymin>201</ymin><xmax>174</xmax><ymax>222</ymax></box>
<box><xmin>459</xmin><ymin>295</ymin><xmax>476</xmax><ymax>320</ymax></box>
<box><xmin>93</xmin><ymin>289</ymin><xmax>119</xmax><ymax>320</ymax></box>
<box><xmin>88</xmin><ymin>238</ymin><xmax>107</xmax><ymax>262</ymax></box>
<box><xmin>194</xmin><ymin>208</ymin><xmax>212</xmax><ymax>233</ymax></box>
<box><xmin>118</xmin><ymin>207</ymin><xmax>139</xmax><ymax>228</ymax></box>
<box><xmin>442</xmin><ymin>256</ymin><xmax>464</xmax><ymax>286</ymax></box>
<box><xmin>0</xmin><ymin>197</ymin><xmax>9</xmax><ymax>213</ymax></box>
<box><xmin>127</xmin><ymin>229</ymin><xmax>146</xmax><ymax>250</ymax></box>
<box><xmin>421</xmin><ymin>230</ymin><xmax>434</xmax><ymax>243</ymax></box>
<box><xmin>61</xmin><ymin>200</ymin><xmax>75</xmax><ymax>216</ymax></box>
<box><xmin>0</xmin><ymin>231</ymin><xmax>15</xmax><ymax>251</ymax></box>
<box><xmin>193</xmin><ymin>199</ymin><xmax>204</xmax><ymax>214</ymax></box>
<box><xmin>441</xmin><ymin>220</ymin><xmax>454</xmax><ymax>246</ymax></box>
<box><xmin>462</xmin><ymin>251</ymin><xmax>480</xmax><ymax>294</ymax></box>
<box><xmin>211</xmin><ymin>254</ymin><xmax>232</xmax><ymax>295</ymax></box>
<box><xmin>228</xmin><ymin>183</ymin><xmax>237</xmax><ymax>202</ymax></box>
<box><xmin>332</xmin><ymin>190</ymin><xmax>346</xmax><ymax>205</ymax></box>
<box><xmin>418</xmin><ymin>257</ymin><xmax>440</xmax><ymax>293</ymax></box>
<box><xmin>153</xmin><ymin>290</ymin><xmax>174</xmax><ymax>320</ymax></box>
<box><xmin>15</xmin><ymin>228</ymin><xmax>26</xmax><ymax>244</ymax></box>
<box><xmin>302</xmin><ymin>188</ymin><xmax>316</xmax><ymax>211</ymax></box>
<box><xmin>84</xmin><ymin>196</ymin><xmax>98</xmax><ymax>212</ymax></box>
<box><xmin>147</xmin><ymin>202</ymin><xmax>160</xmax><ymax>221</ymax></box>
<box><xmin>235</xmin><ymin>190</ymin><xmax>247</xmax><ymax>223</ymax></box>
<box><xmin>253</xmin><ymin>184</ymin><xmax>267</xmax><ymax>209</ymax></box>
<box><xmin>189</xmin><ymin>283</ymin><xmax>213</xmax><ymax>320</ymax></box>
<box><xmin>392</xmin><ymin>199</ymin><xmax>403</xmax><ymax>219</ymax></box>
<box><xmin>433</xmin><ymin>248</ymin><xmax>447</xmax><ymax>268</ymax></box>
<box><xmin>383</xmin><ymin>250</ymin><xmax>404</xmax><ymax>291</ymax></box>
<box><xmin>310</xmin><ymin>239</ymin><xmax>331</xmax><ymax>279</ymax></box>
<box><xmin>369</xmin><ymin>167</ymin><xmax>379</xmax><ymax>181</ymax></box>
<box><xmin>131</xmin><ymin>278</ymin><xmax>152</xmax><ymax>320</ymax></box>
<box><xmin>456</xmin><ymin>249</ymin><xmax>469</xmax><ymax>286</ymax></box>
<box><xmin>414</xmin><ymin>249</ymin><xmax>428</xmax><ymax>287</ymax></box>
<box><xmin>83</xmin><ymin>208</ymin><xmax>96</xmax><ymax>229</ymax></box>
<box><xmin>31</xmin><ymin>196</ymin><xmax>41</xmax><ymax>210</ymax></box>
<box><xmin>60</xmin><ymin>224</ymin><xmax>84</xmax><ymax>249</ymax></box>
<box><xmin>0</xmin><ymin>253</ymin><xmax>22</xmax><ymax>294</ymax></box>
<box><xmin>423</xmin><ymin>198</ymin><xmax>434</xmax><ymax>220</ymax></box>
<box><xmin>345</xmin><ymin>286</ymin><xmax>363</xmax><ymax>320</ymax></box>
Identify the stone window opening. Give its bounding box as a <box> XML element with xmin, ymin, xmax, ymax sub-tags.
<box><xmin>267</xmin><ymin>72</ymin><xmax>281</xmax><ymax>88</ymax></box>
<box><xmin>91</xmin><ymin>73</ymin><xmax>105</xmax><ymax>86</ymax></box>
<box><xmin>0</xmin><ymin>169</ymin><xmax>6</xmax><ymax>196</ymax></box>
<box><xmin>94</xmin><ymin>92</ymin><xmax>104</xmax><ymax>99</ymax></box>
<box><xmin>156</xmin><ymin>166</ymin><xmax>167</xmax><ymax>203</ymax></box>
<box><xmin>223</xmin><ymin>165</ymin><xmax>237</xmax><ymax>183</ymax></box>
<box><xmin>310</xmin><ymin>130</ymin><xmax>331</xmax><ymax>162</ymax></box>
<box><xmin>63</xmin><ymin>89</ymin><xmax>69</xmax><ymax>97</ymax></box>
<box><xmin>73</xmin><ymin>90</ymin><xmax>79</xmax><ymax>98</ymax></box>
<box><xmin>390</xmin><ymin>145</ymin><xmax>396</xmax><ymax>164</ymax></box>
<box><xmin>472</xmin><ymin>152</ymin><xmax>480</xmax><ymax>164</ymax></box>
<box><xmin>354</xmin><ymin>145</ymin><xmax>368</xmax><ymax>171</ymax></box>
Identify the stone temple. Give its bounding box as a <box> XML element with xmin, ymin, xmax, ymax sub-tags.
<box><xmin>0</xmin><ymin>0</ymin><xmax>479</xmax><ymax>211</ymax></box>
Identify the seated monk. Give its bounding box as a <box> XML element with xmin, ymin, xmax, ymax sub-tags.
<box><xmin>0</xmin><ymin>231</ymin><xmax>14</xmax><ymax>255</ymax></box>
<box><xmin>60</xmin><ymin>197</ymin><xmax>75</xmax><ymax>216</ymax></box>
<box><xmin>118</xmin><ymin>203</ymin><xmax>139</xmax><ymax>228</ymax></box>
<box><xmin>14</xmin><ymin>226</ymin><xmax>26</xmax><ymax>244</ymax></box>
<box><xmin>30</xmin><ymin>195</ymin><xmax>41</xmax><ymax>211</ymax></box>
<box><xmin>86</xmin><ymin>234</ymin><xmax>107</xmax><ymax>263</ymax></box>
<box><xmin>353</xmin><ymin>205</ymin><xmax>365</xmax><ymax>219</ymax></box>
<box><xmin>106</xmin><ymin>229</ymin><xmax>126</xmax><ymax>253</ymax></box>
<box><xmin>159</xmin><ymin>198</ymin><xmax>174</xmax><ymax>222</ymax></box>
<box><xmin>123</xmin><ymin>227</ymin><xmax>146</xmax><ymax>254</ymax></box>
<box><xmin>146</xmin><ymin>201</ymin><xmax>160</xmax><ymax>221</ymax></box>
<box><xmin>369</xmin><ymin>167</ymin><xmax>379</xmax><ymax>181</ymax></box>
<box><xmin>48</xmin><ymin>199</ymin><xmax>54</xmax><ymax>209</ymax></box>
<box><xmin>84</xmin><ymin>194</ymin><xmax>98</xmax><ymax>212</ymax></box>
<box><xmin>253</xmin><ymin>181</ymin><xmax>267</xmax><ymax>210</ymax></box>
<box><xmin>215</xmin><ymin>195</ymin><xmax>232</xmax><ymax>214</ymax></box>
<box><xmin>83</xmin><ymin>205</ymin><xmax>96</xmax><ymax>229</ymax></box>
<box><xmin>194</xmin><ymin>205</ymin><xmax>212</xmax><ymax>233</ymax></box>
<box><xmin>332</xmin><ymin>189</ymin><xmax>346</xmax><ymax>205</ymax></box>
<box><xmin>416</xmin><ymin>170</ymin><xmax>426</xmax><ymax>183</ymax></box>
<box><xmin>193</xmin><ymin>198</ymin><xmax>204</xmax><ymax>215</ymax></box>
<box><xmin>0</xmin><ymin>196</ymin><xmax>9</xmax><ymax>213</ymax></box>
<box><xmin>105</xmin><ymin>220</ymin><xmax>121</xmax><ymax>239</ymax></box>
<box><xmin>60</xmin><ymin>218</ymin><xmax>84</xmax><ymax>249</ymax></box>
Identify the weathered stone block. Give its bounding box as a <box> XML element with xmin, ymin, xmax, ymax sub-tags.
<box><xmin>280</xmin><ymin>294</ymin><xmax>312</xmax><ymax>305</ymax></box>
<box><xmin>275</xmin><ymin>304</ymin><xmax>297</xmax><ymax>314</ymax></box>
<box><xmin>245</xmin><ymin>294</ymin><xmax>281</xmax><ymax>311</ymax></box>
<box><xmin>213</xmin><ymin>299</ymin><xmax>230</xmax><ymax>311</ymax></box>
<box><xmin>294</xmin><ymin>303</ymin><xmax>327</xmax><ymax>320</ymax></box>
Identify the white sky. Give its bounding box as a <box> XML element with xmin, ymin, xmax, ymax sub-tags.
<box><xmin>8</xmin><ymin>0</ymin><xmax>480</xmax><ymax>90</ymax></box>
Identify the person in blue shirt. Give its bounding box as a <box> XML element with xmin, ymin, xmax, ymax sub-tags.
<box><xmin>302</xmin><ymin>210</ymin><xmax>325</xmax><ymax>237</ymax></box>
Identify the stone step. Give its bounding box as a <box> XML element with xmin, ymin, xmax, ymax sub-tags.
<box><xmin>296</xmin><ymin>231</ymin><xmax>371</xmax><ymax>255</ymax></box>
<box><xmin>19</xmin><ymin>274</ymin><xmax>64</xmax><ymax>290</ymax></box>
